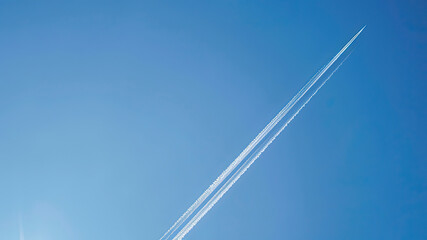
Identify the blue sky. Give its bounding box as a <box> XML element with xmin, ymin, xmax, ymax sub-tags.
<box><xmin>0</xmin><ymin>1</ymin><xmax>426</xmax><ymax>239</ymax></box>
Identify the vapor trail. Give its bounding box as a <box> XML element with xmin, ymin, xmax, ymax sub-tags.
<box><xmin>160</xmin><ymin>51</ymin><xmax>325</xmax><ymax>240</ymax></box>
<box><xmin>160</xmin><ymin>45</ymin><xmax>333</xmax><ymax>240</ymax></box>
<box><xmin>160</xmin><ymin>60</ymin><xmax>326</xmax><ymax>240</ymax></box>
<box><xmin>162</xmin><ymin>26</ymin><xmax>364</xmax><ymax>240</ymax></box>
<box><xmin>174</xmin><ymin>51</ymin><xmax>353</xmax><ymax>240</ymax></box>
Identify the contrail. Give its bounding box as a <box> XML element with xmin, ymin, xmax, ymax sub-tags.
<box><xmin>174</xmin><ymin>51</ymin><xmax>354</xmax><ymax>240</ymax></box>
<box><xmin>160</xmin><ymin>48</ymin><xmax>333</xmax><ymax>240</ymax></box>
<box><xmin>160</xmin><ymin>47</ymin><xmax>331</xmax><ymax>240</ymax></box>
<box><xmin>159</xmin><ymin>55</ymin><xmax>323</xmax><ymax>240</ymax></box>
<box><xmin>160</xmin><ymin>65</ymin><xmax>325</xmax><ymax>240</ymax></box>
<box><xmin>161</xmin><ymin>26</ymin><xmax>365</xmax><ymax>240</ymax></box>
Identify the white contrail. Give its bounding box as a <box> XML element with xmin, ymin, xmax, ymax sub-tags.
<box><xmin>162</xmin><ymin>26</ymin><xmax>365</xmax><ymax>240</ymax></box>
<box><xmin>174</xmin><ymin>51</ymin><xmax>354</xmax><ymax>240</ymax></box>
<box><xmin>160</xmin><ymin>53</ymin><xmax>327</xmax><ymax>240</ymax></box>
<box><xmin>159</xmin><ymin>102</ymin><xmax>290</xmax><ymax>240</ymax></box>
<box><xmin>160</xmin><ymin>42</ymin><xmax>335</xmax><ymax>240</ymax></box>
<box><xmin>160</xmin><ymin>60</ymin><xmax>326</xmax><ymax>240</ymax></box>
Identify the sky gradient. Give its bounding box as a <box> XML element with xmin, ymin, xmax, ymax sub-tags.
<box><xmin>0</xmin><ymin>1</ymin><xmax>426</xmax><ymax>240</ymax></box>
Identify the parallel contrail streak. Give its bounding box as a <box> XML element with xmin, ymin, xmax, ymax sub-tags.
<box><xmin>160</xmin><ymin>53</ymin><xmax>327</xmax><ymax>240</ymax></box>
<box><xmin>174</xmin><ymin>52</ymin><xmax>353</xmax><ymax>240</ymax></box>
<box><xmin>160</xmin><ymin>62</ymin><xmax>327</xmax><ymax>240</ymax></box>
<box><xmin>162</xmin><ymin>26</ymin><xmax>364</xmax><ymax>240</ymax></box>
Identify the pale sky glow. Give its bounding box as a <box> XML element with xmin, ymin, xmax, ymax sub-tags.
<box><xmin>19</xmin><ymin>219</ymin><xmax>24</xmax><ymax>240</ymax></box>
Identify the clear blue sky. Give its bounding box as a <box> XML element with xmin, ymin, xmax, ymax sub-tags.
<box><xmin>0</xmin><ymin>1</ymin><xmax>426</xmax><ymax>239</ymax></box>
